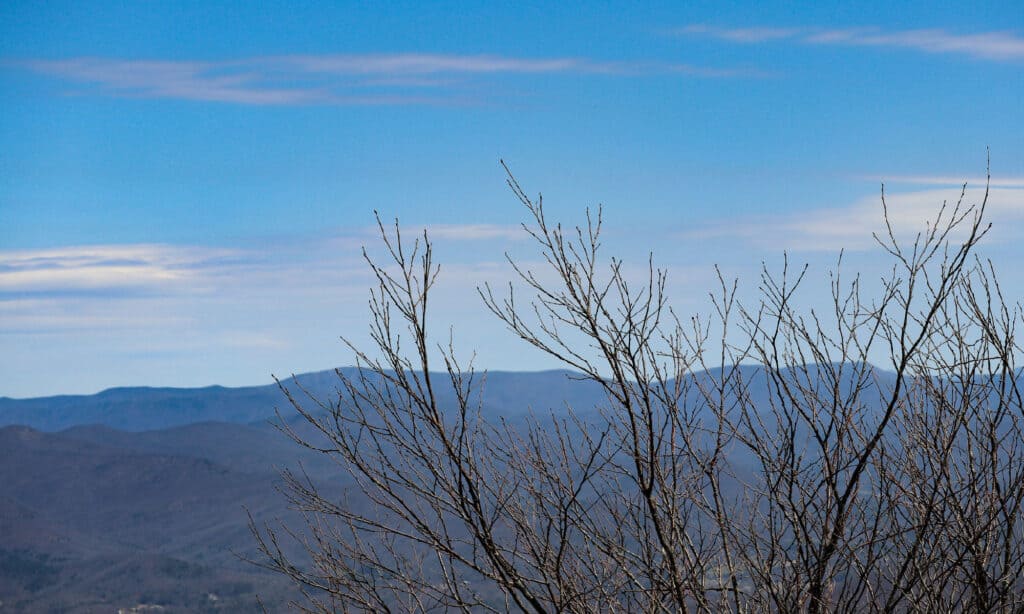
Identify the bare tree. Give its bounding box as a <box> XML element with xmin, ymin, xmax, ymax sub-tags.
<box><xmin>252</xmin><ymin>162</ymin><xmax>1024</xmax><ymax>612</ymax></box>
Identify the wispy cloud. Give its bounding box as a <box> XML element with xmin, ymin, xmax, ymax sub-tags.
<box><xmin>422</xmin><ymin>224</ymin><xmax>524</xmax><ymax>241</ymax></box>
<box><xmin>0</xmin><ymin>221</ymin><xmax>535</xmax><ymax>305</ymax></box>
<box><xmin>678</xmin><ymin>25</ymin><xmax>1024</xmax><ymax>61</ymax></box>
<box><xmin>0</xmin><ymin>244</ymin><xmax>240</xmax><ymax>295</ymax></box>
<box><xmin>689</xmin><ymin>185</ymin><xmax>1024</xmax><ymax>252</ymax></box>
<box><xmin>7</xmin><ymin>53</ymin><xmax>754</xmax><ymax>105</ymax></box>
<box><xmin>678</xmin><ymin>26</ymin><xmax>806</xmax><ymax>44</ymax></box>
<box><xmin>857</xmin><ymin>175</ymin><xmax>1024</xmax><ymax>189</ymax></box>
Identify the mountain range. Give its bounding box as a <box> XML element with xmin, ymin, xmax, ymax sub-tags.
<box><xmin>0</xmin><ymin>364</ymin><xmax>916</xmax><ymax>612</ymax></box>
<box><xmin>0</xmin><ymin>368</ymin><xmax>611</xmax><ymax>613</ymax></box>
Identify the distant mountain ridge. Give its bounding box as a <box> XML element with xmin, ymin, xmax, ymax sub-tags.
<box><xmin>0</xmin><ymin>367</ymin><xmax>605</xmax><ymax>432</ymax></box>
<box><xmin>0</xmin><ymin>372</ymin><xmax>333</xmax><ymax>431</ymax></box>
<box><xmin>0</xmin><ymin>364</ymin><xmax>911</xmax><ymax>433</ymax></box>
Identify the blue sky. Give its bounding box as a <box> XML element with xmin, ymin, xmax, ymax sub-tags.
<box><xmin>1</xmin><ymin>1</ymin><xmax>1022</xmax><ymax>397</ymax></box>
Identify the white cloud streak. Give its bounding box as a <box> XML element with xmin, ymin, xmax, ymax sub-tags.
<box><xmin>859</xmin><ymin>175</ymin><xmax>1024</xmax><ymax>189</ymax></box>
<box><xmin>0</xmin><ymin>222</ymin><xmax>532</xmax><ymax>302</ymax></box>
<box><xmin>9</xmin><ymin>53</ymin><xmax>754</xmax><ymax>105</ymax></box>
<box><xmin>690</xmin><ymin>185</ymin><xmax>1024</xmax><ymax>252</ymax></box>
<box><xmin>679</xmin><ymin>25</ymin><xmax>1024</xmax><ymax>61</ymax></box>
<box><xmin>0</xmin><ymin>244</ymin><xmax>239</xmax><ymax>293</ymax></box>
